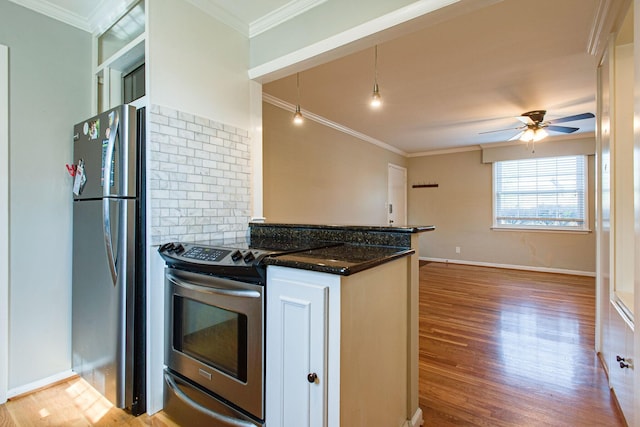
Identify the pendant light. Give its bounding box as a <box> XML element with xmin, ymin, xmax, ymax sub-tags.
<box><xmin>293</xmin><ymin>72</ymin><xmax>304</xmax><ymax>125</ymax></box>
<box><xmin>370</xmin><ymin>45</ymin><xmax>382</xmax><ymax>108</ymax></box>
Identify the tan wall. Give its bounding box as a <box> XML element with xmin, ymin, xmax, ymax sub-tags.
<box><xmin>263</xmin><ymin>103</ymin><xmax>595</xmax><ymax>273</ymax></box>
<box><xmin>408</xmin><ymin>149</ymin><xmax>596</xmax><ymax>274</ymax></box>
<box><xmin>263</xmin><ymin>102</ymin><xmax>407</xmax><ymax>224</ymax></box>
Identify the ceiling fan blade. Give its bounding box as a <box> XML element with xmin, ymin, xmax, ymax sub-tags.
<box><xmin>479</xmin><ymin>125</ymin><xmax>525</xmax><ymax>134</ymax></box>
<box><xmin>547</xmin><ymin>125</ymin><xmax>579</xmax><ymax>133</ymax></box>
<box><xmin>547</xmin><ymin>112</ymin><xmax>595</xmax><ymax>124</ymax></box>
<box><xmin>508</xmin><ymin>131</ymin><xmax>525</xmax><ymax>141</ymax></box>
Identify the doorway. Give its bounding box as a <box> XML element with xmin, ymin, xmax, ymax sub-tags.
<box><xmin>387</xmin><ymin>163</ymin><xmax>407</xmax><ymax>226</ymax></box>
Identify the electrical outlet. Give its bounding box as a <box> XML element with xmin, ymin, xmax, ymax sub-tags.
<box><xmin>455</xmin><ymin>246</ymin><xmax>461</xmax><ymax>254</ymax></box>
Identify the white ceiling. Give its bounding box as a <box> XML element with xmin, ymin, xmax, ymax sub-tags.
<box><xmin>13</xmin><ymin>0</ymin><xmax>624</xmax><ymax>155</ymax></box>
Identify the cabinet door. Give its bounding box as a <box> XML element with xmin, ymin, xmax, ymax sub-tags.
<box><xmin>608</xmin><ymin>302</ymin><xmax>634</xmax><ymax>422</ymax></box>
<box><xmin>266</xmin><ymin>273</ymin><xmax>328</xmax><ymax>427</ymax></box>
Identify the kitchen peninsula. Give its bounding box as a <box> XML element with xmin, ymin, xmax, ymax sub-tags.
<box><xmin>250</xmin><ymin>222</ymin><xmax>434</xmax><ymax>427</ymax></box>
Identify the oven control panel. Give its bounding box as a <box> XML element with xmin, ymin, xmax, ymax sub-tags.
<box><xmin>158</xmin><ymin>242</ymin><xmax>273</xmax><ymax>284</ymax></box>
<box><xmin>182</xmin><ymin>246</ymin><xmax>231</xmax><ymax>262</ymax></box>
<box><xmin>158</xmin><ymin>242</ymin><xmax>267</xmax><ymax>266</ymax></box>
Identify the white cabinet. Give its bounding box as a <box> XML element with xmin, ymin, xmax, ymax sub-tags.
<box><xmin>266</xmin><ymin>258</ymin><xmax>410</xmax><ymax>427</ymax></box>
<box><xmin>266</xmin><ymin>268</ymin><xmax>330</xmax><ymax>427</ymax></box>
<box><xmin>607</xmin><ymin>302</ymin><xmax>635</xmax><ymax>420</ymax></box>
<box><xmin>595</xmin><ymin>3</ymin><xmax>640</xmax><ymax>425</ymax></box>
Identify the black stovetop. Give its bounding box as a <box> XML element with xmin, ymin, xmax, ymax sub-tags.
<box><xmin>157</xmin><ymin>239</ymin><xmax>339</xmax><ymax>284</ymax></box>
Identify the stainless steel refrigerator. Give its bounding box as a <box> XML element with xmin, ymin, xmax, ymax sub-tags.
<box><xmin>71</xmin><ymin>104</ymin><xmax>146</xmax><ymax>415</ymax></box>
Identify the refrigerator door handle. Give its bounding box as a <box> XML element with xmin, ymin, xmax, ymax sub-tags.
<box><xmin>103</xmin><ymin>115</ymin><xmax>120</xmax><ymax>286</ymax></box>
<box><xmin>103</xmin><ymin>114</ymin><xmax>120</xmax><ymax>198</ymax></box>
<box><xmin>103</xmin><ymin>198</ymin><xmax>117</xmax><ymax>286</ymax></box>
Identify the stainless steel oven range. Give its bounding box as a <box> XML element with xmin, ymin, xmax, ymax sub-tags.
<box><xmin>158</xmin><ymin>241</ymin><xmax>312</xmax><ymax>427</ymax></box>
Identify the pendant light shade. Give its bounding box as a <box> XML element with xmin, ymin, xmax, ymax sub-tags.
<box><xmin>370</xmin><ymin>45</ymin><xmax>381</xmax><ymax>108</ymax></box>
<box><xmin>293</xmin><ymin>72</ymin><xmax>304</xmax><ymax>125</ymax></box>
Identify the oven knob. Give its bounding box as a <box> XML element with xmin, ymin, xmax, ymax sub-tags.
<box><xmin>174</xmin><ymin>244</ymin><xmax>185</xmax><ymax>254</ymax></box>
<box><xmin>159</xmin><ymin>242</ymin><xmax>174</xmax><ymax>252</ymax></box>
<box><xmin>231</xmin><ymin>250</ymin><xmax>243</xmax><ymax>262</ymax></box>
<box><xmin>243</xmin><ymin>251</ymin><xmax>255</xmax><ymax>263</ymax></box>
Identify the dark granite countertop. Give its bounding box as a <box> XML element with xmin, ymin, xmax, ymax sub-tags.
<box><xmin>247</xmin><ymin>222</ymin><xmax>433</xmax><ymax>275</ymax></box>
<box><xmin>250</xmin><ymin>222</ymin><xmax>435</xmax><ymax>248</ymax></box>
<box><xmin>250</xmin><ymin>222</ymin><xmax>435</xmax><ymax>234</ymax></box>
<box><xmin>262</xmin><ymin>243</ymin><xmax>415</xmax><ymax>276</ymax></box>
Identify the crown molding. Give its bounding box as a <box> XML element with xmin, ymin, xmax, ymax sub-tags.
<box><xmin>185</xmin><ymin>0</ymin><xmax>327</xmax><ymax>38</ymax></box>
<box><xmin>9</xmin><ymin>0</ymin><xmax>91</xmax><ymax>32</ymax></box>
<box><xmin>587</xmin><ymin>0</ymin><xmax>612</xmax><ymax>56</ymax></box>
<box><xmin>249</xmin><ymin>0</ymin><xmax>327</xmax><ymax>38</ymax></box>
<box><xmin>9</xmin><ymin>0</ymin><xmax>137</xmax><ymax>34</ymax></box>
<box><xmin>89</xmin><ymin>0</ymin><xmax>138</xmax><ymax>35</ymax></box>
<box><xmin>408</xmin><ymin>145</ymin><xmax>480</xmax><ymax>158</ymax></box>
<box><xmin>263</xmin><ymin>93</ymin><xmax>407</xmax><ymax>157</ymax></box>
<box><xmin>185</xmin><ymin>0</ymin><xmax>248</xmax><ymax>35</ymax></box>
<box><xmin>586</xmin><ymin>0</ymin><xmax>631</xmax><ymax>57</ymax></box>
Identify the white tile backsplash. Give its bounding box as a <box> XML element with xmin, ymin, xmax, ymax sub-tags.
<box><xmin>149</xmin><ymin>104</ymin><xmax>251</xmax><ymax>245</ymax></box>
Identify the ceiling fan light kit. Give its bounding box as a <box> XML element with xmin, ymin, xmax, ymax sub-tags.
<box><xmin>519</xmin><ymin>127</ymin><xmax>548</xmax><ymax>142</ymax></box>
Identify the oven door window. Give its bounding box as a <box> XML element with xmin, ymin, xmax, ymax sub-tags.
<box><xmin>174</xmin><ymin>296</ymin><xmax>248</xmax><ymax>382</ymax></box>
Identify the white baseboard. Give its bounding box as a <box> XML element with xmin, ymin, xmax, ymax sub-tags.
<box><xmin>6</xmin><ymin>369</ymin><xmax>75</xmax><ymax>399</ymax></box>
<box><xmin>405</xmin><ymin>407</ymin><xmax>423</xmax><ymax>427</ymax></box>
<box><xmin>421</xmin><ymin>257</ymin><xmax>595</xmax><ymax>277</ymax></box>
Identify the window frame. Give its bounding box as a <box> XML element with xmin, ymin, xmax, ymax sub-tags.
<box><xmin>491</xmin><ymin>155</ymin><xmax>590</xmax><ymax>233</ymax></box>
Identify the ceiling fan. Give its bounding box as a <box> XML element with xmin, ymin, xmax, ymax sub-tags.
<box><xmin>482</xmin><ymin>110</ymin><xmax>595</xmax><ymax>142</ymax></box>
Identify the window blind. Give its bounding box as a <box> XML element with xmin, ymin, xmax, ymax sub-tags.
<box><xmin>493</xmin><ymin>155</ymin><xmax>587</xmax><ymax>230</ymax></box>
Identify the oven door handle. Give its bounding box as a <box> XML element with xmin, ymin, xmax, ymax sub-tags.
<box><xmin>167</xmin><ymin>273</ymin><xmax>262</xmax><ymax>299</ymax></box>
<box><xmin>164</xmin><ymin>372</ymin><xmax>257</xmax><ymax>427</ymax></box>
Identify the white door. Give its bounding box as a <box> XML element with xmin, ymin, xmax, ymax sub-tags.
<box><xmin>387</xmin><ymin>164</ymin><xmax>407</xmax><ymax>226</ymax></box>
<box><xmin>0</xmin><ymin>44</ymin><xmax>8</xmax><ymax>404</ymax></box>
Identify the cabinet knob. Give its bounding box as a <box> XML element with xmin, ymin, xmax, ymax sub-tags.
<box><xmin>617</xmin><ymin>355</ymin><xmax>632</xmax><ymax>369</ymax></box>
<box><xmin>307</xmin><ymin>372</ymin><xmax>318</xmax><ymax>383</ymax></box>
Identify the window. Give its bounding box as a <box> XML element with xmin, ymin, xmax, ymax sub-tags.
<box><xmin>97</xmin><ymin>1</ymin><xmax>145</xmax><ymax>64</ymax></box>
<box><xmin>123</xmin><ymin>64</ymin><xmax>145</xmax><ymax>104</ymax></box>
<box><xmin>493</xmin><ymin>155</ymin><xmax>587</xmax><ymax>231</ymax></box>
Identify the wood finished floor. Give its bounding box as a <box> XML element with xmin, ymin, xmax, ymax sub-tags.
<box><xmin>0</xmin><ymin>376</ymin><xmax>179</xmax><ymax>427</ymax></box>
<box><xmin>419</xmin><ymin>262</ymin><xmax>626</xmax><ymax>426</ymax></box>
<box><xmin>0</xmin><ymin>262</ymin><xmax>626</xmax><ymax>426</ymax></box>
